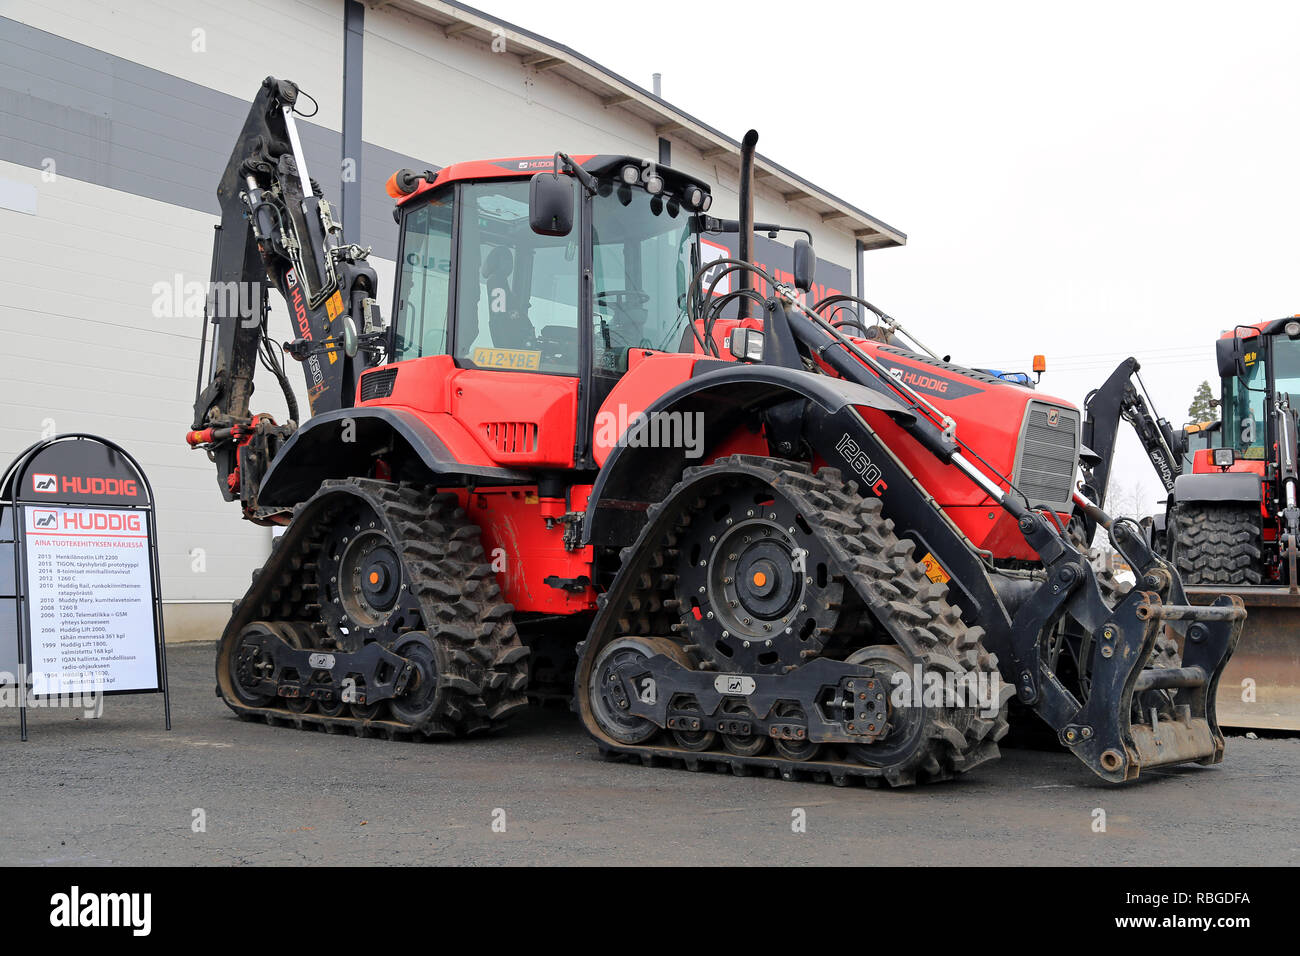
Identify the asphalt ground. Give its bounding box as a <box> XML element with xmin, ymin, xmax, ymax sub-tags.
<box><xmin>1</xmin><ymin>641</ymin><xmax>1296</xmax><ymax>866</ymax></box>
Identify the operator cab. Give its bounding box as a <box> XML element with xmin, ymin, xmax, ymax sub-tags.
<box><xmin>389</xmin><ymin>155</ymin><xmax>710</xmax><ymax>377</ymax></box>
<box><xmin>1216</xmin><ymin>317</ymin><xmax>1300</xmax><ymax>460</ymax></box>
<box><xmin>386</xmin><ymin>155</ymin><xmax>714</xmax><ymax>465</ymax></box>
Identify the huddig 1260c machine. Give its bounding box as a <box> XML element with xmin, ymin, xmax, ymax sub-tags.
<box><xmin>187</xmin><ymin>78</ymin><xmax>1244</xmax><ymax>786</ymax></box>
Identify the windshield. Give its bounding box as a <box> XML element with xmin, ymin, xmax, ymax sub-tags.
<box><xmin>591</xmin><ymin>182</ymin><xmax>696</xmax><ymax>373</ymax></box>
<box><xmin>393</xmin><ymin>177</ymin><xmax>698</xmax><ymax>376</ymax></box>
<box><xmin>1274</xmin><ymin>333</ymin><xmax>1300</xmax><ymax>402</ymax></box>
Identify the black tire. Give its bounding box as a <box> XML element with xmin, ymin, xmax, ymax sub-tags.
<box><xmin>1172</xmin><ymin>502</ymin><xmax>1263</xmax><ymax>585</ymax></box>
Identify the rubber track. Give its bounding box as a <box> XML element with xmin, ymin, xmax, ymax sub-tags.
<box><xmin>1173</xmin><ymin>502</ymin><xmax>1263</xmax><ymax>586</ymax></box>
<box><xmin>575</xmin><ymin>455</ymin><xmax>1014</xmax><ymax>787</ymax></box>
<box><xmin>216</xmin><ymin>479</ymin><xmax>529</xmax><ymax>738</ymax></box>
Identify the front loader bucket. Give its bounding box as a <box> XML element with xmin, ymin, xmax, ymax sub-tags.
<box><xmin>1173</xmin><ymin>587</ymin><xmax>1300</xmax><ymax>731</ymax></box>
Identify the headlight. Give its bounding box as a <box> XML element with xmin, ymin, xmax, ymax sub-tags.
<box><xmin>728</xmin><ymin>327</ymin><xmax>764</xmax><ymax>362</ymax></box>
<box><xmin>1212</xmin><ymin>448</ymin><xmax>1235</xmax><ymax>467</ymax></box>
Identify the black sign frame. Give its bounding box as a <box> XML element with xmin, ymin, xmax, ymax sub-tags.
<box><xmin>1</xmin><ymin>434</ymin><xmax>171</xmax><ymax>740</ymax></box>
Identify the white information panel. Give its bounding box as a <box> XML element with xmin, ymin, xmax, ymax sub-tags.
<box><xmin>22</xmin><ymin>504</ymin><xmax>159</xmax><ymax>694</ymax></box>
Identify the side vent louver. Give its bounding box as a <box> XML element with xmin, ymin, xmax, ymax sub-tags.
<box><xmin>483</xmin><ymin>422</ymin><xmax>539</xmax><ymax>454</ymax></box>
<box><xmin>359</xmin><ymin>368</ymin><xmax>398</xmax><ymax>402</ymax></box>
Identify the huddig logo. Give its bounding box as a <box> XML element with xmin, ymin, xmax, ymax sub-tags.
<box><xmin>64</xmin><ymin>476</ymin><xmax>139</xmax><ymax>497</ymax></box>
<box><xmin>50</xmin><ymin>886</ymin><xmax>151</xmax><ymax>936</ymax></box>
<box><xmin>34</xmin><ymin>472</ymin><xmax>140</xmax><ymax>497</ymax></box>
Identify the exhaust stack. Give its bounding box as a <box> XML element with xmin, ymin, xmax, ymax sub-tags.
<box><xmin>738</xmin><ymin>129</ymin><xmax>758</xmax><ymax>319</ymax></box>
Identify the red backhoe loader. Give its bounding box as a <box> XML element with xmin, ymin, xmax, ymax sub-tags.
<box><xmin>186</xmin><ymin>78</ymin><xmax>1244</xmax><ymax>785</ymax></box>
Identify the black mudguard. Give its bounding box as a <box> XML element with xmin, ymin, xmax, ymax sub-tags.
<box><xmin>257</xmin><ymin>407</ymin><xmax>527</xmax><ymax>507</ymax></box>
<box><xmin>1173</xmin><ymin>472</ymin><xmax>1263</xmax><ymax>505</ymax></box>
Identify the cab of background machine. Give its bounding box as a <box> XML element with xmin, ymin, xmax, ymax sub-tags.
<box><xmin>1212</xmin><ymin>317</ymin><xmax>1300</xmax><ymax>464</ymax></box>
<box><xmin>1181</xmin><ymin>317</ymin><xmax>1300</xmax><ymax>537</ymax></box>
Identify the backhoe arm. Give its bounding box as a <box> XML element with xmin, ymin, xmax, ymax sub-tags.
<box><xmin>188</xmin><ymin>77</ymin><xmax>385</xmax><ymax>511</ymax></box>
<box><xmin>1080</xmin><ymin>357</ymin><xmax>1182</xmax><ymax>509</ymax></box>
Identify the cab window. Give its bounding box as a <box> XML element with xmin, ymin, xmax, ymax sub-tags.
<box><xmin>455</xmin><ymin>180</ymin><xmax>581</xmax><ymax>375</ymax></box>
<box><xmin>394</xmin><ymin>190</ymin><xmax>454</xmax><ymax>361</ymax></box>
<box><xmin>1226</xmin><ymin>344</ymin><xmax>1267</xmax><ymax>458</ymax></box>
<box><xmin>1273</xmin><ymin>335</ymin><xmax>1300</xmax><ymax>404</ymax></box>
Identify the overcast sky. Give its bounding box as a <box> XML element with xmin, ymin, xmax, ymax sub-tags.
<box><xmin>482</xmin><ymin>0</ymin><xmax>1300</xmax><ymax>511</ymax></box>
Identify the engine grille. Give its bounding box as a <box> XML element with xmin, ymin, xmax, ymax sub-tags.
<box><xmin>483</xmin><ymin>421</ymin><xmax>539</xmax><ymax>454</ymax></box>
<box><xmin>358</xmin><ymin>367</ymin><xmax>397</xmax><ymax>402</ymax></box>
<box><xmin>1014</xmin><ymin>402</ymin><xmax>1080</xmax><ymax>513</ymax></box>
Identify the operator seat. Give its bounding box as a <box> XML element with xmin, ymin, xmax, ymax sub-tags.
<box><xmin>482</xmin><ymin>245</ymin><xmax>534</xmax><ymax>349</ymax></box>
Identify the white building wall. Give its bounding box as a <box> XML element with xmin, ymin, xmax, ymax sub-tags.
<box><xmin>362</xmin><ymin>4</ymin><xmax>858</xmax><ymax>273</ymax></box>
<box><xmin>0</xmin><ymin>158</ymin><xmax>282</xmax><ymax>635</ymax></box>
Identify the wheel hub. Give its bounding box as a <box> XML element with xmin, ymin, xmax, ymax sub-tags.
<box><xmin>343</xmin><ymin>531</ymin><xmax>402</xmax><ymax>620</ymax></box>
<box><xmin>675</xmin><ymin>483</ymin><xmax>842</xmax><ymax>672</ymax></box>
<box><xmin>726</xmin><ymin>532</ymin><xmax>801</xmax><ymax>622</ymax></box>
<box><xmin>317</xmin><ymin>502</ymin><xmax>419</xmax><ymax>645</ymax></box>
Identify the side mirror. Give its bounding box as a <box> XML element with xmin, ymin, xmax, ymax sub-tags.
<box><xmin>1216</xmin><ymin>334</ymin><xmax>1250</xmax><ymax>378</ymax></box>
<box><xmin>529</xmin><ymin>173</ymin><xmax>573</xmax><ymax>236</ymax></box>
<box><xmin>793</xmin><ymin>238</ymin><xmax>816</xmax><ymax>292</ymax></box>
<box><xmin>342</xmin><ymin>315</ymin><xmax>358</xmax><ymax>358</ymax></box>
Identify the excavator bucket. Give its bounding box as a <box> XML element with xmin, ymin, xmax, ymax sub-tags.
<box><xmin>1174</xmin><ymin>586</ymin><xmax>1300</xmax><ymax>731</ymax></box>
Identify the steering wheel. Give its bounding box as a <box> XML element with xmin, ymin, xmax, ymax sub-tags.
<box><xmin>595</xmin><ymin>289</ymin><xmax>651</xmax><ymax>308</ymax></box>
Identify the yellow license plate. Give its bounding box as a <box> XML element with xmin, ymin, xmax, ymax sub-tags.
<box><xmin>472</xmin><ymin>347</ymin><xmax>541</xmax><ymax>370</ymax></box>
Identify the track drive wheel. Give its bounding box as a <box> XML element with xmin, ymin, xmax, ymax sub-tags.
<box><xmin>575</xmin><ymin>455</ymin><xmax>1010</xmax><ymax>787</ymax></box>
<box><xmin>227</xmin><ymin>621</ymin><xmax>281</xmax><ymax>708</ymax></box>
<box><xmin>389</xmin><ymin>632</ymin><xmax>445</xmax><ymax>727</ymax></box>
<box><xmin>587</xmin><ymin>637</ymin><xmax>674</xmax><ymax>745</ymax></box>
